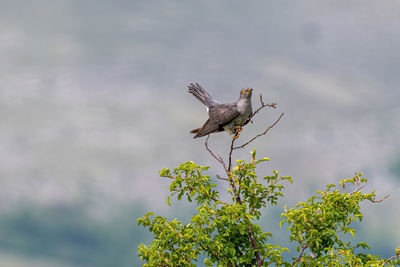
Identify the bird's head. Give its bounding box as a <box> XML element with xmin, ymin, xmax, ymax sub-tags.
<box><xmin>240</xmin><ymin>88</ymin><xmax>253</xmax><ymax>99</ymax></box>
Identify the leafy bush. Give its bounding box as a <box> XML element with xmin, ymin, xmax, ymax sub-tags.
<box><xmin>138</xmin><ymin>151</ymin><xmax>398</xmax><ymax>266</ymax></box>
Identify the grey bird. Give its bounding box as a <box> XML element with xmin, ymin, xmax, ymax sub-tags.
<box><xmin>188</xmin><ymin>83</ymin><xmax>253</xmax><ymax>139</ymax></box>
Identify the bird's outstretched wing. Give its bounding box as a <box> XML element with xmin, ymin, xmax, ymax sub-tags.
<box><xmin>192</xmin><ymin>103</ymin><xmax>239</xmax><ymax>138</ymax></box>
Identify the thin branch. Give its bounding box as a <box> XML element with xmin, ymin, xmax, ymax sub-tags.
<box><xmin>224</xmin><ymin>137</ymin><xmax>242</xmax><ymax>204</ymax></box>
<box><xmin>383</xmin><ymin>255</ymin><xmax>397</xmax><ymax>264</ymax></box>
<box><xmin>216</xmin><ymin>175</ymin><xmax>229</xmax><ymax>181</ymax></box>
<box><xmin>228</xmin><ymin>137</ymin><xmax>236</xmax><ymax>172</ymax></box>
<box><xmin>248</xmin><ymin>225</ymin><xmax>262</xmax><ymax>267</ymax></box>
<box><xmin>249</xmin><ymin>94</ymin><xmax>267</xmax><ymax>120</ymax></box>
<box><xmin>292</xmin><ymin>244</ymin><xmax>309</xmax><ymax>266</ymax></box>
<box><xmin>367</xmin><ymin>194</ymin><xmax>390</xmax><ymax>203</ymax></box>
<box><xmin>234</xmin><ymin>112</ymin><xmax>284</xmax><ymax>150</ymax></box>
<box><xmin>205</xmin><ymin>135</ymin><xmax>228</xmax><ymax>171</ymax></box>
<box><xmin>248</xmin><ymin>94</ymin><xmax>276</xmax><ymax>121</ymax></box>
<box><xmin>349</xmin><ymin>178</ymin><xmax>389</xmax><ymax>203</ymax></box>
<box><xmin>350</xmin><ymin>185</ymin><xmax>365</xmax><ymax>195</ymax></box>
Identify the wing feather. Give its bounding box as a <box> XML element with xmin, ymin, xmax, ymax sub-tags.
<box><xmin>191</xmin><ymin>103</ymin><xmax>239</xmax><ymax>138</ymax></box>
<box><xmin>208</xmin><ymin>103</ymin><xmax>239</xmax><ymax>124</ymax></box>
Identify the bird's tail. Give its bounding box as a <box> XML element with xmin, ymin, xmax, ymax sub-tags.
<box><xmin>187</xmin><ymin>83</ymin><xmax>213</xmax><ymax>107</ymax></box>
<box><xmin>190</xmin><ymin>128</ymin><xmax>200</xmax><ymax>134</ymax></box>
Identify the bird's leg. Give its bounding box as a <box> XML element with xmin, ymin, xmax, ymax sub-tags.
<box><xmin>233</xmin><ymin>126</ymin><xmax>243</xmax><ymax>140</ymax></box>
<box><xmin>243</xmin><ymin>118</ymin><xmax>252</xmax><ymax>126</ymax></box>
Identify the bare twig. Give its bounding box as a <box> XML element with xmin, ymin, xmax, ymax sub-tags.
<box><xmin>216</xmin><ymin>175</ymin><xmax>228</xmax><ymax>181</ymax></box>
<box><xmin>367</xmin><ymin>194</ymin><xmax>390</xmax><ymax>203</ymax></box>
<box><xmin>205</xmin><ymin>135</ymin><xmax>228</xmax><ymax>171</ymax></box>
<box><xmin>349</xmin><ymin>177</ymin><xmax>389</xmax><ymax>203</ymax></box>
<box><xmin>228</xmin><ymin>137</ymin><xmax>236</xmax><ymax>172</ymax></box>
<box><xmin>248</xmin><ymin>94</ymin><xmax>276</xmax><ymax>121</ymax></box>
<box><xmin>234</xmin><ymin>112</ymin><xmax>284</xmax><ymax>150</ymax></box>
<box><xmin>350</xmin><ymin>185</ymin><xmax>365</xmax><ymax>195</ymax></box>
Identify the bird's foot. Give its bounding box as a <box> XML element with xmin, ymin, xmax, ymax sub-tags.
<box><xmin>233</xmin><ymin>126</ymin><xmax>242</xmax><ymax>140</ymax></box>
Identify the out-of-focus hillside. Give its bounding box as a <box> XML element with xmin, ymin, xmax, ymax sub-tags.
<box><xmin>0</xmin><ymin>1</ymin><xmax>399</xmax><ymax>266</ymax></box>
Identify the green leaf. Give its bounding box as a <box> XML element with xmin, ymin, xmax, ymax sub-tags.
<box><xmin>160</xmin><ymin>168</ymin><xmax>171</xmax><ymax>177</ymax></box>
<box><xmin>251</xmin><ymin>148</ymin><xmax>257</xmax><ymax>159</ymax></box>
<box><xmin>326</xmin><ymin>184</ymin><xmax>336</xmax><ymax>191</ymax></box>
<box><xmin>229</xmin><ymin>247</ymin><xmax>236</xmax><ymax>256</ymax></box>
<box><xmin>255</xmin><ymin>157</ymin><xmax>270</xmax><ymax>164</ymax></box>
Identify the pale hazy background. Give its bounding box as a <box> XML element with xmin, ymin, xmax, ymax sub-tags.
<box><xmin>1</xmin><ymin>1</ymin><xmax>399</xmax><ymax>266</ymax></box>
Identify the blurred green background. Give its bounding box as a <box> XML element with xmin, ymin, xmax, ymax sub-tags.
<box><xmin>0</xmin><ymin>1</ymin><xmax>399</xmax><ymax>266</ymax></box>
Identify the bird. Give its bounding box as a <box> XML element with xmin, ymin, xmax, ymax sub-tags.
<box><xmin>188</xmin><ymin>83</ymin><xmax>253</xmax><ymax>139</ymax></box>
